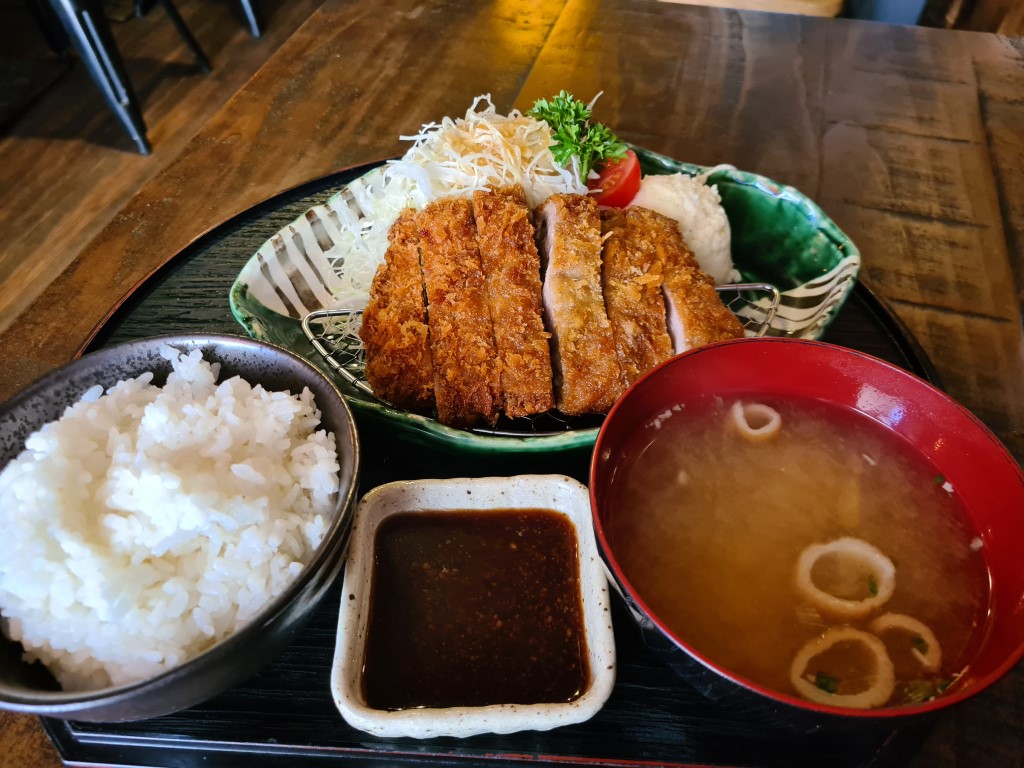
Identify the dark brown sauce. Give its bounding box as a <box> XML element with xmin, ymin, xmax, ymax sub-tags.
<box><xmin>363</xmin><ymin>508</ymin><xmax>589</xmax><ymax>710</ymax></box>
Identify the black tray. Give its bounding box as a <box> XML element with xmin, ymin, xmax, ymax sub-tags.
<box><xmin>44</xmin><ymin>166</ymin><xmax>939</xmax><ymax>768</ymax></box>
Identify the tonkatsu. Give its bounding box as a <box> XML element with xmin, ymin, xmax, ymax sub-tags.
<box><xmin>473</xmin><ymin>186</ymin><xmax>554</xmax><ymax>418</ymax></box>
<box><xmin>358</xmin><ymin>209</ymin><xmax>434</xmax><ymax>413</ymax></box>
<box><xmin>600</xmin><ymin>207</ymin><xmax>675</xmax><ymax>388</ymax></box>
<box><xmin>418</xmin><ymin>197</ymin><xmax>502</xmax><ymax>428</ymax></box>
<box><xmin>534</xmin><ymin>194</ymin><xmax>623</xmax><ymax>416</ymax></box>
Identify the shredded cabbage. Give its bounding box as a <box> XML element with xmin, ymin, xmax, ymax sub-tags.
<box><xmin>385</xmin><ymin>94</ymin><xmax>586</xmax><ymax>208</ymax></box>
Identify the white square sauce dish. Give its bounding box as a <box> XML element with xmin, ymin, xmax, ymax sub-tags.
<box><xmin>331</xmin><ymin>474</ymin><xmax>616</xmax><ymax>738</ymax></box>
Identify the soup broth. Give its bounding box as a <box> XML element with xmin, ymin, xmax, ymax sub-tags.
<box><xmin>605</xmin><ymin>396</ymin><xmax>990</xmax><ymax>708</ymax></box>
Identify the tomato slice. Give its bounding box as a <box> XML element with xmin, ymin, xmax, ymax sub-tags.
<box><xmin>587</xmin><ymin>149</ymin><xmax>641</xmax><ymax>207</ymax></box>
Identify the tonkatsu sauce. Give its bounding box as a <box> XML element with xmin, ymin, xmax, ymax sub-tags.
<box><xmin>362</xmin><ymin>509</ymin><xmax>589</xmax><ymax>710</ymax></box>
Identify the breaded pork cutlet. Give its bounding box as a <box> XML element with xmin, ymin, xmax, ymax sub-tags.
<box><xmin>359</xmin><ymin>209</ymin><xmax>434</xmax><ymax>413</ymax></box>
<box><xmin>473</xmin><ymin>186</ymin><xmax>554</xmax><ymax>418</ymax></box>
<box><xmin>600</xmin><ymin>207</ymin><xmax>675</xmax><ymax>388</ymax></box>
<box><xmin>534</xmin><ymin>194</ymin><xmax>623</xmax><ymax>415</ymax></box>
<box><xmin>418</xmin><ymin>197</ymin><xmax>502</xmax><ymax>428</ymax></box>
<box><xmin>647</xmin><ymin>209</ymin><xmax>745</xmax><ymax>351</ymax></box>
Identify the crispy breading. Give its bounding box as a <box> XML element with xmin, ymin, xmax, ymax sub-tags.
<box><xmin>473</xmin><ymin>186</ymin><xmax>554</xmax><ymax>418</ymax></box>
<box><xmin>600</xmin><ymin>207</ymin><xmax>674</xmax><ymax>388</ymax></box>
<box><xmin>646</xmin><ymin>208</ymin><xmax>745</xmax><ymax>350</ymax></box>
<box><xmin>359</xmin><ymin>209</ymin><xmax>434</xmax><ymax>413</ymax></box>
<box><xmin>418</xmin><ymin>197</ymin><xmax>502</xmax><ymax>427</ymax></box>
<box><xmin>535</xmin><ymin>194</ymin><xmax>623</xmax><ymax>415</ymax></box>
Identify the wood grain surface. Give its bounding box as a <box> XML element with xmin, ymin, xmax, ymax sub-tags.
<box><xmin>0</xmin><ymin>0</ymin><xmax>566</xmax><ymax>400</ymax></box>
<box><xmin>1</xmin><ymin>1</ymin><xmax>1022</xmax><ymax>766</ymax></box>
<box><xmin>0</xmin><ymin>0</ymin><xmax>327</xmax><ymax>335</ymax></box>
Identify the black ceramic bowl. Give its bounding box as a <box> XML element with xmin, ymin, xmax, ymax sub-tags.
<box><xmin>589</xmin><ymin>339</ymin><xmax>1024</xmax><ymax>735</ymax></box>
<box><xmin>0</xmin><ymin>334</ymin><xmax>360</xmax><ymax>722</ymax></box>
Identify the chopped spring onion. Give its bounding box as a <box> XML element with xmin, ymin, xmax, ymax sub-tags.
<box><xmin>815</xmin><ymin>672</ymin><xmax>838</xmax><ymax>694</ymax></box>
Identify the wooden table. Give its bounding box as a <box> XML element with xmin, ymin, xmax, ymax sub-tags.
<box><xmin>0</xmin><ymin>1</ymin><xmax>1021</xmax><ymax>765</ymax></box>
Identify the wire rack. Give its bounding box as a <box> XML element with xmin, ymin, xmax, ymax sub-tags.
<box><xmin>301</xmin><ymin>282</ymin><xmax>780</xmax><ymax>436</ymax></box>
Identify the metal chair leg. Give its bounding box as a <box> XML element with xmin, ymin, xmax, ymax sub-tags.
<box><xmin>238</xmin><ymin>0</ymin><xmax>261</xmax><ymax>38</ymax></box>
<box><xmin>156</xmin><ymin>0</ymin><xmax>210</xmax><ymax>73</ymax></box>
<box><xmin>47</xmin><ymin>0</ymin><xmax>151</xmax><ymax>154</ymax></box>
<box><xmin>143</xmin><ymin>0</ymin><xmax>260</xmax><ymax>39</ymax></box>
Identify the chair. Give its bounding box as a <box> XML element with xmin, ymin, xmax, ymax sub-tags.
<box><xmin>136</xmin><ymin>0</ymin><xmax>261</xmax><ymax>37</ymax></box>
<box><xmin>46</xmin><ymin>0</ymin><xmax>210</xmax><ymax>154</ymax></box>
<box><xmin>238</xmin><ymin>0</ymin><xmax>261</xmax><ymax>38</ymax></box>
<box><xmin>920</xmin><ymin>0</ymin><xmax>1024</xmax><ymax>33</ymax></box>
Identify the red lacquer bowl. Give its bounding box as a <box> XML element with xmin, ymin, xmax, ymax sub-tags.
<box><xmin>590</xmin><ymin>337</ymin><xmax>1024</xmax><ymax>732</ymax></box>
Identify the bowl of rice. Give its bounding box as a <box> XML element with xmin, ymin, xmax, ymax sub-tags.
<box><xmin>0</xmin><ymin>334</ymin><xmax>360</xmax><ymax>722</ymax></box>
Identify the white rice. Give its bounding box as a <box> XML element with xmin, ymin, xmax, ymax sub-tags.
<box><xmin>0</xmin><ymin>346</ymin><xmax>340</xmax><ymax>691</ymax></box>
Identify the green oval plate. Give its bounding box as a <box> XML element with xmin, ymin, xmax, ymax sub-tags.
<box><xmin>229</xmin><ymin>146</ymin><xmax>860</xmax><ymax>455</ymax></box>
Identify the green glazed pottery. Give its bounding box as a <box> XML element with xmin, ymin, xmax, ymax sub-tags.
<box><xmin>229</xmin><ymin>147</ymin><xmax>860</xmax><ymax>455</ymax></box>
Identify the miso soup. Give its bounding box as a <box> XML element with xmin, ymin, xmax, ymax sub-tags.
<box><xmin>605</xmin><ymin>396</ymin><xmax>990</xmax><ymax>709</ymax></box>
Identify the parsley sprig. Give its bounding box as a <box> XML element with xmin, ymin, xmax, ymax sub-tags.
<box><xmin>528</xmin><ymin>91</ymin><xmax>628</xmax><ymax>180</ymax></box>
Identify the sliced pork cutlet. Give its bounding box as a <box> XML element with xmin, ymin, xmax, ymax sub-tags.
<box><xmin>600</xmin><ymin>207</ymin><xmax>674</xmax><ymax>388</ymax></box>
<box><xmin>359</xmin><ymin>208</ymin><xmax>434</xmax><ymax>413</ymax></box>
<box><xmin>418</xmin><ymin>197</ymin><xmax>501</xmax><ymax>428</ymax></box>
<box><xmin>534</xmin><ymin>194</ymin><xmax>623</xmax><ymax>416</ymax></box>
<box><xmin>648</xmin><ymin>208</ymin><xmax>745</xmax><ymax>351</ymax></box>
<box><xmin>472</xmin><ymin>185</ymin><xmax>554</xmax><ymax>418</ymax></box>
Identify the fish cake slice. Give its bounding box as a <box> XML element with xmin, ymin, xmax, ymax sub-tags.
<box><xmin>473</xmin><ymin>186</ymin><xmax>554</xmax><ymax>418</ymax></box>
<box><xmin>418</xmin><ymin>197</ymin><xmax>501</xmax><ymax>427</ymax></box>
<box><xmin>359</xmin><ymin>209</ymin><xmax>434</xmax><ymax>413</ymax></box>
<box><xmin>600</xmin><ymin>207</ymin><xmax>674</xmax><ymax>388</ymax></box>
<box><xmin>534</xmin><ymin>194</ymin><xmax>623</xmax><ymax>415</ymax></box>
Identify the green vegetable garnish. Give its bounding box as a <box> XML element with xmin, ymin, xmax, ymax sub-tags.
<box><xmin>814</xmin><ymin>672</ymin><xmax>838</xmax><ymax>694</ymax></box>
<box><xmin>867</xmin><ymin>575</ymin><xmax>878</xmax><ymax>596</ymax></box>
<box><xmin>933</xmin><ymin>474</ymin><xmax>945</xmax><ymax>486</ymax></box>
<box><xmin>912</xmin><ymin>635</ymin><xmax>930</xmax><ymax>654</ymax></box>
<box><xmin>528</xmin><ymin>91</ymin><xmax>628</xmax><ymax>180</ymax></box>
<box><xmin>903</xmin><ymin>679</ymin><xmax>935</xmax><ymax>704</ymax></box>
<box><xmin>904</xmin><ymin>677</ymin><xmax>952</xmax><ymax>704</ymax></box>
